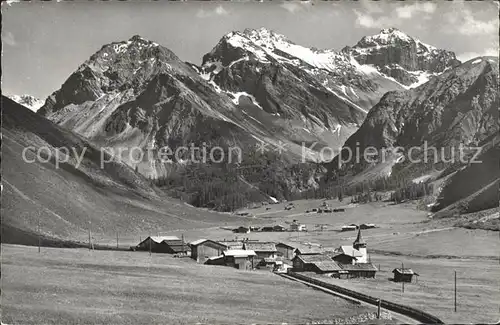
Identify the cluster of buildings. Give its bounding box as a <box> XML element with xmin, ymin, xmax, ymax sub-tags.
<box><xmin>130</xmin><ymin>231</ymin><xmax>418</xmax><ymax>283</ymax></box>
<box><xmin>190</xmin><ymin>229</ymin><xmax>379</xmax><ymax>278</ymax></box>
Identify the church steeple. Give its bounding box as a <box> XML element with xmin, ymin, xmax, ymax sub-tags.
<box><xmin>353</xmin><ymin>228</ymin><xmax>366</xmax><ymax>250</ymax></box>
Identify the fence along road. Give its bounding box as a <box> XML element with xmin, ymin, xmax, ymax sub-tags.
<box><xmin>280</xmin><ymin>271</ymin><xmax>444</xmax><ymax>324</ymax></box>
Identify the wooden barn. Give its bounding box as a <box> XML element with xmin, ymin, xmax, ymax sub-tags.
<box><xmin>276</xmin><ymin>242</ymin><xmax>296</xmax><ymax>259</ymax></box>
<box><xmin>292</xmin><ymin>254</ymin><xmax>343</xmax><ymax>275</ymax></box>
<box><xmin>393</xmin><ymin>268</ymin><xmax>419</xmax><ymax>282</ymax></box>
<box><xmin>243</xmin><ymin>242</ymin><xmax>277</xmax><ymax>261</ymax></box>
<box><xmin>223</xmin><ymin>250</ymin><xmax>257</xmax><ymax>270</ymax></box>
<box><xmin>190</xmin><ymin>239</ymin><xmax>228</xmax><ymax>263</ymax></box>
<box><xmin>134</xmin><ymin>236</ymin><xmax>189</xmax><ymax>254</ymax></box>
<box><xmin>340</xmin><ymin>263</ymin><xmax>378</xmax><ymax>278</ymax></box>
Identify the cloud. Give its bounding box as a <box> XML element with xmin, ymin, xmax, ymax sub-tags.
<box><xmin>354</xmin><ymin>1</ymin><xmax>437</xmax><ymax>29</ymax></box>
<box><xmin>443</xmin><ymin>3</ymin><xmax>498</xmax><ymax>36</ymax></box>
<box><xmin>196</xmin><ymin>5</ymin><xmax>229</xmax><ymax>18</ymax></box>
<box><xmin>457</xmin><ymin>48</ymin><xmax>499</xmax><ymax>62</ymax></box>
<box><xmin>395</xmin><ymin>2</ymin><xmax>436</xmax><ymax>19</ymax></box>
<box><xmin>353</xmin><ymin>10</ymin><xmax>392</xmax><ymax>29</ymax></box>
<box><xmin>2</xmin><ymin>31</ymin><xmax>16</xmax><ymax>47</ymax></box>
<box><xmin>280</xmin><ymin>1</ymin><xmax>313</xmax><ymax>14</ymax></box>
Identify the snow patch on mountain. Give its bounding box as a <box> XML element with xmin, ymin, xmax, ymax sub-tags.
<box><xmin>6</xmin><ymin>94</ymin><xmax>45</xmax><ymax>112</ymax></box>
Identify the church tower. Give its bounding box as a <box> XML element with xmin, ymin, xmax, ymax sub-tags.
<box><xmin>353</xmin><ymin>228</ymin><xmax>367</xmax><ymax>263</ymax></box>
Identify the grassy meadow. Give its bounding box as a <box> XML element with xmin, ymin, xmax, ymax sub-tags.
<box><xmin>1</xmin><ymin>244</ymin><xmax>367</xmax><ymax>325</ymax></box>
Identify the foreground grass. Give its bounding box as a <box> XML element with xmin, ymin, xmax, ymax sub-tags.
<box><xmin>308</xmin><ymin>254</ymin><xmax>500</xmax><ymax>324</ymax></box>
<box><xmin>1</xmin><ymin>244</ymin><xmax>366</xmax><ymax>324</ymax></box>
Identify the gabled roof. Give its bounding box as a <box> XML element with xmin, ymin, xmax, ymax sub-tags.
<box><xmin>293</xmin><ymin>254</ymin><xmax>331</xmax><ymax>263</ymax></box>
<box><xmin>190</xmin><ymin>239</ymin><xmax>228</xmax><ymax>248</ymax></box>
<box><xmin>149</xmin><ymin>236</ymin><xmax>180</xmax><ymax>243</ymax></box>
<box><xmin>340</xmin><ymin>245</ymin><xmax>363</xmax><ymax>257</ymax></box>
<box><xmin>295</xmin><ymin>246</ymin><xmax>323</xmax><ymax>255</ymax></box>
<box><xmin>276</xmin><ymin>242</ymin><xmax>296</xmax><ymax>249</ymax></box>
<box><xmin>293</xmin><ymin>254</ymin><xmax>342</xmax><ymax>272</ymax></box>
<box><xmin>190</xmin><ymin>239</ymin><xmax>208</xmax><ymax>246</ymax></box>
<box><xmin>393</xmin><ymin>268</ymin><xmax>419</xmax><ymax>275</ymax></box>
<box><xmin>218</xmin><ymin>241</ymin><xmax>244</xmax><ymax>249</ymax></box>
<box><xmin>223</xmin><ymin>249</ymin><xmax>257</xmax><ymax>257</ymax></box>
<box><xmin>243</xmin><ymin>242</ymin><xmax>277</xmax><ymax>252</ymax></box>
<box><xmin>341</xmin><ymin>263</ymin><xmax>378</xmax><ymax>272</ymax></box>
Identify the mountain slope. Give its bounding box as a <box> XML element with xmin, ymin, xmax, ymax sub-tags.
<box><xmin>329</xmin><ymin>56</ymin><xmax>499</xmax><ymax>213</ymax></box>
<box><xmin>2</xmin><ymin>96</ymin><xmax>240</xmax><ymax>243</ymax></box>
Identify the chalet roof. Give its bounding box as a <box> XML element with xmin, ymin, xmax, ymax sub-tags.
<box><xmin>218</xmin><ymin>241</ymin><xmax>244</xmax><ymax>249</ymax></box>
<box><xmin>243</xmin><ymin>242</ymin><xmax>277</xmax><ymax>252</ymax></box>
<box><xmin>340</xmin><ymin>245</ymin><xmax>363</xmax><ymax>257</ymax></box>
<box><xmin>353</xmin><ymin>229</ymin><xmax>366</xmax><ymax>246</ymax></box>
<box><xmin>148</xmin><ymin>236</ymin><xmax>180</xmax><ymax>243</ymax></box>
<box><xmin>294</xmin><ymin>254</ymin><xmax>342</xmax><ymax>272</ymax></box>
<box><xmin>341</xmin><ymin>263</ymin><xmax>378</xmax><ymax>272</ymax></box>
<box><xmin>190</xmin><ymin>239</ymin><xmax>228</xmax><ymax>248</ymax></box>
<box><xmin>294</xmin><ymin>254</ymin><xmax>331</xmax><ymax>263</ymax></box>
<box><xmin>223</xmin><ymin>249</ymin><xmax>257</xmax><ymax>257</ymax></box>
<box><xmin>313</xmin><ymin>260</ymin><xmax>343</xmax><ymax>272</ymax></box>
<box><xmin>332</xmin><ymin>253</ymin><xmax>357</xmax><ymax>260</ymax></box>
<box><xmin>393</xmin><ymin>268</ymin><xmax>419</xmax><ymax>275</ymax></box>
<box><xmin>276</xmin><ymin>242</ymin><xmax>297</xmax><ymax>249</ymax></box>
<box><xmin>295</xmin><ymin>246</ymin><xmax>323</xmax><ymax>255</ymax></box>
<box><xmin>190</xmin><ymin>239</ymin><xmax>208</xmax><ymax>246</ymax></box>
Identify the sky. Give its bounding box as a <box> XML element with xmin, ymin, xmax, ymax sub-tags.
<box><xmin>2</xmin><ymin>0</ymin><xmax>498</xmax><ymax>99</ymax></box>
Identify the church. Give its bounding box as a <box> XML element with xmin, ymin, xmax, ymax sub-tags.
<box><xmin>332</xmin><ymin>228</ymin><xmax>378</xmax><ymax>278</ymax></box>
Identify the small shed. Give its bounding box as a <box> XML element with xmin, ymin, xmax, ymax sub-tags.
<box><xmin>393</xmin><ymin>268</ymin><xmax>419</xmax><ymax>283</ymax></box>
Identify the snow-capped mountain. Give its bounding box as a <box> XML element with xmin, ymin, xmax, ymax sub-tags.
<box><xmin>344</xmin><ymin>28</ymin><xmax>461</xmax><ymax>87</ymax></box>
<box><xmin>37</xmin><ymin>28</ymin><xmax>463</xmax><ymax>178</ymax></box>
<box><xmin>6</xmin><ymin>94</ymin><xmax>45</xmax><ymax>112</ymax></box>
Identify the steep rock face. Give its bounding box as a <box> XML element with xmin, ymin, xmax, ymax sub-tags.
<box><xmin>345</xmin><ymin>28</ymin><xmax>461</xmax><ymax>86</ymax></box>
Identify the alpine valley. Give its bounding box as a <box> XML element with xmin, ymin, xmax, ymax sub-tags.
<box><xmin>4</xmin><ymin>27</ymin><xmax>498</xmax><ymax>234</ymax></box>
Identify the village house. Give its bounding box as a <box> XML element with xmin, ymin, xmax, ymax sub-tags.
<box><xmin>190</xmin><ymin>239</ymin><xmax>228</xmax><ymax>263</ymax></box>
<box><xmin>260</xmin><ymin>226</ymin><xmax>275</xmax><ymax>232</ymax></box>
<box><xmin>393</xmin><ymin>268</ymin><xmax>419</xmax><ymax>283</ymax></box>
<box><xmin>276</xmin><ymin>242</ymin><xmax>296</xmax><ymax>259</ymax></box>
<box><xmin>292</xmin><ymin>254</ymin><xmax>343</xmax><ymax>275</ymax></box>
<box><xmin>243</xmin><ymin>242</ymin><xmax>277</xmax><ymax>261</ymax></box>
<box><xmin>290</xmin><ymin>222</ymin><xmax>306</xmax><ymax>232</ymax></box>
<box><xmin>134</xmin><ymin>236</ymin><xmax>190</xmax><ymax>254</ymax></box>
<box><xmin>222</xmin><ymin>249</ymin><xmax>257</xmax><ymax>270</ymax></box>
